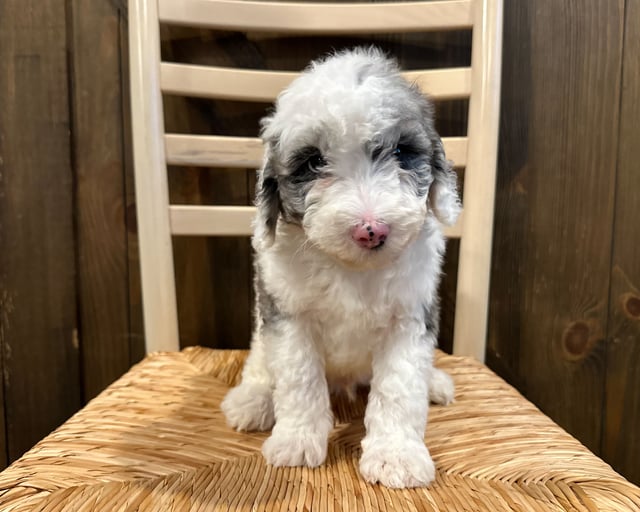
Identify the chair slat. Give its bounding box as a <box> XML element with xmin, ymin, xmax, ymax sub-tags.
<box><xmin>403</xmin><ymin>68</ymin><xmax>472</xmax><ymax>100</ymax></box>
<box><xmin>161</xmin><ymin>63</ymin><xmax>471</xmax><ymax>102</ymax></box>
<box><xmin>170</xmin><ymin>205</ymin><xmax>255</xmax><ymax>236</ymax></box>
<box><xmin>169</xmin><ymin>205</ymin><xmax>463</xmax><ymax>238</ymax></box>
<box><xmin>158</xmin><ymin>0</ymin><xmax>474</xmax><ymax>33</ymax></box>
<box><xmin>165</xmin><ymin>135</ymin><xmax>468</xmax><ymax>169</ymax></box>
<box><xmin>165</xmin><ymin>135</ymin><xmax>264</xmax><ymax>168</ymax></box>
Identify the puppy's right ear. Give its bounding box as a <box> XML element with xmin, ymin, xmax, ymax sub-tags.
<box><xmin>428</xmin><ymin>139</ymin><xmax>461</xmax><ymax>226</ymax></box>
<box><xmin>256</xmin><ymin>147</ymin><xmax>280</xmax><ymax>245</ymax></box>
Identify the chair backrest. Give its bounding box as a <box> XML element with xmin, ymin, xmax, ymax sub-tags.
<box><xmin>128</xmin><ymin>0</ymin><xmax>503</xmax><ymax>362</ymax></box>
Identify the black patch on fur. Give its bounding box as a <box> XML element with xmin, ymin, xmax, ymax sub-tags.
<box><xmin>257</xmin><ymin>160</ymin><xmax>280</xmax><ymax>237</ymax></box>
<box><xmin>423</xmin><ymin>300</ymin><xmax>440</xmax><ymax>337</ymax></box>
<box><xmin>430</xmin><ymin>138</ymin><xmax>449</xmax><ymax>177</ymax></box>
<box><xmin>287</xmin><ymin>146</ymin><xmax>326</xmax><ymax>185</ymax></box>
<box><xmin>254</xmin><ymin>262</ymin><xmax>282</xmax><ymax>328</ymax></box>
<box><xmin>428</xmin><ymin>136</ymin><xmax>459</xmax><ymax>218</ymax></box>
<box><xmin>394</xmin><ymin>142</ymin><xmax>423</xmax><ymax>171</ymax></box>
<box><xmin>374</xmin><ymin>134</ymin><xmax>433</xmax><ymax>198</ymax></box>
<box><xmin>418</xmin><ymin>97</ymin><xmax>460</xmax><ymax>214</ymax></box>
<box><xmin>272</xmin><ymin>146</ymin><xmax>327</xmax><ymax>226</ymax></box>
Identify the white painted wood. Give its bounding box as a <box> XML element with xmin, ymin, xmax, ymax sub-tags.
<box><xmin>161</xmin><ymin>63</ymin><xmax>472</xmax><ymax>102</ymax></box>
<box><xmin>404</xmin><ymin>68</ymin><xmax>472</xmax><ymax>100</ymax></box>
<box><xmin>158</xmin><ymin>0</ymin><xmax>474</xmax><ymax>33</ymax></box>
<box><xmin>452</xmin><ymin>0</ymin><xmax>504</xmax><ymax>361</ymax></box>
<box><xmin>170</xmin><ymin>206</ymin><xmax>256</xmax><ymax>236</ymax></box>
<box><xmin>129</xmin><ymin>0</ymin><xmax>181</xmax><ymax>352</ymax></box>
<box><xmin>165</xmin><ymin>135</ymin><xmax>264</xmax><ymax>168</ymax></box>
<box><xmin>443</xmin><ymin>137</ymin><xmax>468</xmax><ymax>168</ymax></box>
<box><xmin>164</xmin><ymin>135</ymin><xmax>468</xmax><ymax>169</ymax></box>
<box><xmin>161</xmin><ymin>64</ymin><xmax>296</xmax><ymax>103</ymax></box>
<box><xmin>169</xmin><ymin>205</ymin><xmax>464</xmax><ymax>239</ymax></box>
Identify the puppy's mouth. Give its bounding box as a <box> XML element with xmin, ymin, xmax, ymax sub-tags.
<box><xmin>354</xmin><ymin>238</ymin><xmax>386</xmax><ymax>251</ymax></box>
<box><xmin>331</xmin><ymin>236</ymin><xmax>401</xmax><ymax>272</ymax></box>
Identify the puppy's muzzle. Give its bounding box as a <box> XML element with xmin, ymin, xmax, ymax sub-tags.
<box><xmin>351</xmin><ymin>220</ymin><xmax>390</xmax><ymax>250</ymax></box>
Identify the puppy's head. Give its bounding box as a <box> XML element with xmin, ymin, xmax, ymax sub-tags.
<box><xmin>255</xmin><ymin>48</ymin><xmax>460</xmax><ymax>269</ymax></box>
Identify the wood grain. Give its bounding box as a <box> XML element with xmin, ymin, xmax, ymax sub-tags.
<box><xmin>160</xmin><ymin>63</ymin><xmax>472</xmax><ymax>102</ymax></box>
<box><xmin>602</xmin><ymin>0</ymin><xmax>640</xmax><ymax>485</ymax></box>
<box><xmin>164</xmin><ymin>134</ymin><xmax>468</xmax><ymax>169</ymax></box>
<box><xmin>488</xmin><ymin>0</ymin><xmax>624</xmax><ymax>454</ymax></box>
<box><xmin>71</xmin><ymin>0</ymin><xmax>132</xmax><ymax>399</ymax></box>
<box><xmin>158</xmin><ymin>0</ymin><xmax>474</xmax><ymax>33</ymax></box>
<box><xmin>0</xmin><ymin>0</ymin><xmax>81</xmax><ymax>461</ymax></box>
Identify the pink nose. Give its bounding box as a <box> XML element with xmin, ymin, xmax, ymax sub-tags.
<box><xmin>351</xmin><ymin>220</ymin><xmax>390</xmax><ymax>249</ymax></box>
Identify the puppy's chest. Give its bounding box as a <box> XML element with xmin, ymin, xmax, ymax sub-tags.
<box><xmin>295</xmin><ymin>266</ymin><xmax>396</xmax><ymax>325</ymax></box>
<box><xmin>300</xmin><ymin>299</ymin><xmax>385</xmax><ymax>381</ymax></box>
<box><xmin>262</xmin><ymin>242</ymin><xmax>431</xmax><ymax>374</ymax></box>
<box><xmin>296</xmin><ymin>270</ymin><xmax>399</xmax><ymax>373</ymax></box>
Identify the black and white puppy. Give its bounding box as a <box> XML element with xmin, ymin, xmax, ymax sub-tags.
<box><xmin>222</xmin><ymin>48</ymin><xmax>460</xmax><ymax>488</ymax></box>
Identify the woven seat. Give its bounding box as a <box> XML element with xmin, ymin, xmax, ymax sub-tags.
<box><xmin>0</xmin><ymin>348</ymin><xmax>637</xmax><ymax>511</ymax></box>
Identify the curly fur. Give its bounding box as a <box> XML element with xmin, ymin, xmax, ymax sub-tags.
<box><xmin>221</xmin><ymin>48</ymin><xmax>460</xmax><ymax>489</ymax></box>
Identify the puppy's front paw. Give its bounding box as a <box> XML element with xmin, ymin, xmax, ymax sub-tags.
<box><xmin>359</xmin><ymin>437</ymin><xmax>436</xmax><ymax>488</ymax></box>
<box><xmin>429</xmin><ymin>367</ymin><xmax>455</xmax><ymax>405</ymax></box>
<box><xmin>262</xmin><ymin>427</ymin><xmax>328</xmax><ymax>467</ymax></box>
<box><xmin>221</xmin><ymin>383</ymin><xmax>274</xmax><ymax>431</ymax></box>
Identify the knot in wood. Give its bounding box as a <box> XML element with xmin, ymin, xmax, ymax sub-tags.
<box><xmin>621</xmin><ymin>293</ymin><xmax>640</xmax><ymax>320</ymax></box>
<box><xmin>562</xmin><ymin>321</ymin><xmax>591</xmax><ymax>360</ymax></box>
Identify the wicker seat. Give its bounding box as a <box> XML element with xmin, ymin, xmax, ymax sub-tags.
<box><xmin>0</xmin><ymin>348</ymin><xmax>638</xmax><ymax>511</ymax></box>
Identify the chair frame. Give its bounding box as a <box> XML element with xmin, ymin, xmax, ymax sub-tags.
<box><xmin>128</xmin><ymin>0</ymin><xmax>503</xmax><ymax>361</ymax></box>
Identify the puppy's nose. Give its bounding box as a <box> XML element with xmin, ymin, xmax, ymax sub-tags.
<box><xmin>351</xmin><ymin>220</ymin><xmax>390</xmax><ymax>249</ymax></box>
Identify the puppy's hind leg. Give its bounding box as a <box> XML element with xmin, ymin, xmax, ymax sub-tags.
<box><xmin>221</xmin><ymin>336</ymin><xmax>275</xmax><ymax>431</ymax></box>
<box><xmin>429</xmin><ymin>367</ymin><xmax>455</xmax><ymax>405</ymax></box>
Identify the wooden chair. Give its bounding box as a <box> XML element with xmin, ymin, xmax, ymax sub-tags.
<box><xmin>0</xmin><ymin>1</ymin><xmax>638</xmax><ymax>510</ymax></box>
<box><xmin>132</xmin><ymin>0</ymin><xmax>498</xmax><ymax>362</ymax></box>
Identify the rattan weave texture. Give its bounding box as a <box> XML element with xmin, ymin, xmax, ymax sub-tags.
<box><xmin>0</xmin><ymin>348</ymin><xmax>638</xmax><ymax>511</ymax></box>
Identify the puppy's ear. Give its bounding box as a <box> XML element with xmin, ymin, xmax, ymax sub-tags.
<box><xmin>256</xmin><ymin>147</ymin><xmax>280</xmax><ymax>244</ymax></box>
<box><xmin>428</xmin><ymin>138</ymin><xmax>461</xmax><ymax>226</ymax></box>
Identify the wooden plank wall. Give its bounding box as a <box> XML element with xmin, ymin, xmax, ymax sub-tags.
<box><xmin>0</xmin><ymin>0</ymin><xmax>638</xmax><ymax>486</ymax></box>
<box><xmin>602</xmin><ymin>0</ymin><xmax>640</xmax><ymax>485</ymax></box>
<box><xmin>70</xmin><ymin>0</ymin><xmax>136</xmax><ymax>400</ymax></box>
<box><xmin>0</xmin><ymin>0</ymin><xmax>82</xmax><ymax>463</ymax></box>
<box><xmin>488</xmin><ymin>0</ymin><xmax>623</xmax><ymax>452</ymax></box>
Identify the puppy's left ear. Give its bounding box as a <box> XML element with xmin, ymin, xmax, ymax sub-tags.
<box><xmin>428</xmin><ymin>138</ymin><xmax>462</xmax><ymax>226</ymax></box>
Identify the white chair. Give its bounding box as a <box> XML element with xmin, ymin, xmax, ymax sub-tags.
<box><xmin>129</xmin><ymin>0</ymin><xmax>501</xmax><ymax>362</ymax></box>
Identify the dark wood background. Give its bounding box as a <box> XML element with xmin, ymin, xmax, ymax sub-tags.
<box><xmin>0</xmin><ymin>0</ymin><xmax>638</xmax><ymax>486</ymax></box>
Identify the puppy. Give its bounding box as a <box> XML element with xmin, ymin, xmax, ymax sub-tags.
<box><xmin>221</xmin><ymin>48</ymin><xmax>460</xmax><ymax>489</ymax></box>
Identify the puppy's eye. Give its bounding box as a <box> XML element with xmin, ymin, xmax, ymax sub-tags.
<box><xmin>289</xmin><ymin>148</ymin><xmax>327</xmax><ymax>184</ymax></box>
<box><xmin>307</xmin><ymin>153</ymin><xmax>327</xmax><ymax>171</ymax></box>
<box><xmin>393</xmin><ymin>144</ymin><xmax>421</xmax><ymax>170</ymax></box>
<box><xmin>393</xmin><ymin>144</ymin><xmax>417</xmax><ymax>158</ymax></box>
